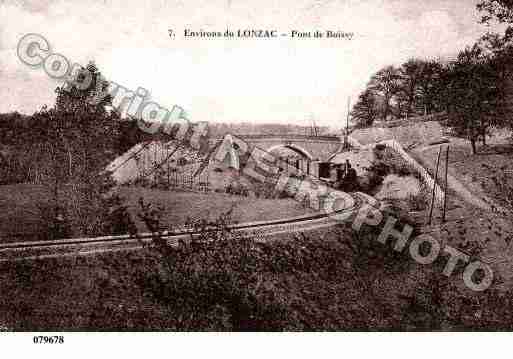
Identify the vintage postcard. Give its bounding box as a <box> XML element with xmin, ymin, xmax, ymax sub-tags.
<box><xmin>1</xmin><ymin>0</ymin><xmax>513</xmax><ymax>355</ymax></box>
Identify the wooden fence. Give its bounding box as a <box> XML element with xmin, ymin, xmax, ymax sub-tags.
<box><xmin>159</xmin><ymin>169</ymin><xmax>211</xmax><ymax>192</ymax></box>
<box><xmin>380</xmin><ymin>139</ymin><xmax>445</xmax><ymax>206</ymax></box>
<box><xmin>346</xmin><ymin>136</ymin><xmax>445</xmax><ymax>206</ymax></box>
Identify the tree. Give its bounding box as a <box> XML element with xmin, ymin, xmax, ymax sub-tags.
<box><xmin>396</xmin><ymin>59</ymin><xmax>425</xmax><ymax>118</ymax></box>
<box><xmin>415</xmin><ymin>60</ymin><xmax>444</xmax><ymax>116</ymax></box>
<box><xmin>478</xmin><ymin>0</ymin><xmax>513</xmax><ymax>41</ymax></box>
<box><xmin>352</xmin><ymin>59</ymin><xmax>447</xmax><ymax>125</ymax></box>
<box><xmin>35</xmin><ymin>62</ymin><xmax>134</xmax><ymax>238</ymax></box>
<box><xmin>444</xmin><ymin>45</ymin><xmax>501</xmax><ymax>154</ymax></box>
<box><xmin>478</xmin><ymin>33</ymin><xmax>513</xmax><ymax>132</ymax></box>
<box><xmin>368</xmin><ymin>66</ymin><xmax>401</xmax><ymax>121</ymax></box>
<box><xmin>351</xmin><ymin>89</ymin><xmax>379</xmax><ymax>128</ymax></box>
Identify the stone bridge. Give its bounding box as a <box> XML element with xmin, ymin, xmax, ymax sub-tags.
<box><xmin>211</xmin><ymin>134</ymin><xmax>343</xmax><ymax>162</ymax></box>
<box><xmin>209</xmin><ymin>134</ymin><xmax>343</xmax><ymax>178</ymax></box>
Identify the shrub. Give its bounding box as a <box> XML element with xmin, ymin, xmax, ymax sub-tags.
<box><xmin>367</xmin><ymin>162</ymin><xmax>390</xmax><ymax>177</ymax></box>
<box><xmin>375</xmin><ymin>143</ymin><xmax>387</xmax><ymax>152</ymax></box>
<box><xmin>392</xmin><ymin>162</ymin><xmax>414</xmax><ymax>177</ymax></box>
<box><xmin>357</xmin><ymin>172</ymin><xmax>384</xmax><ymax>194</ymax></box>
<box><xmin>225</xmin><ymin>182</ymin><xmax>249</xmax><ymax>196</ymax></box>
<box><xmin>405</xmin><ymin>184</ymin><xmax>429</xmax><ymax>212</ymax></box>
<box><xmin>36</xmin><ymin>201</ymin><xmax>72</xmax><ymax>241</ymax></box>
<box><xmin>132</xmin><ymin>198</ymin><xmax>426</xmax><ymax>330</ymax></box>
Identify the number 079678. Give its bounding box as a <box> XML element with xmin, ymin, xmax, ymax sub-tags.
<box><xmin>33</xmin><ymin>336</ymin><xmax>64</xmax><ymax>344</ymax></box>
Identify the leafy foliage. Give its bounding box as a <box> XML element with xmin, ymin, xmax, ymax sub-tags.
<box><xmin>443</xmin><ymin>45</ymin><xmax>503</xmax><ymax>153</ymax></box>
<box><xmin>368</xmin><ymin>65</ymin><xmax>402</xmax><ymax>121</ymax></box>
<box><xmin>478</xmin><ymin>1</ymin><xmax>513</xmax><ymax>42</ymax></box>
<box><xmin>351</xmin><ymin>89</ymin><xmax>379</xmax><ymax>128</ymax></box>
<box><xmin>351</xmin><ymin>59</ymin><xmax>446</xmax><ymax>127</ymax></box>
<box><xmin>0</xmin><ymin>62</ymin><xmax>139</xmax><ymax>239</ymax></box>
<box><xmin>134</xmin><ymin>199</ymin><xmax>416</xmax><ymax>330</ymax></box>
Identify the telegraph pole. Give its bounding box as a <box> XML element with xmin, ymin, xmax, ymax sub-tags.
<box><xmin>345</xmin><ymin>96</ymin><xmax>351</xmax><ymax>149</ymax></box>
<box><xmin>442</xmin><ymin>146</ymin><xmax>450</xmax><ymax>223</ymax></box>
<box><xmin>312</xmin><ymin>117</ymin><xmax>318</xmax><ymax>137</ymax></box>
<box><xmin>427</xmin><ymin>146</ymin><xmax>442</xmax><ymax>226</ymax></box>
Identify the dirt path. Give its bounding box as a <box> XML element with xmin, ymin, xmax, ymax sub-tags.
<box><xmin>412</xmin><ymin>144</ymin><xmax>493</xmax><ymax>211</ymax></box>
<box><xmin>413</xmin><ymin>140</ymin><xmax>513</xmax><ymax>289</ymax></box>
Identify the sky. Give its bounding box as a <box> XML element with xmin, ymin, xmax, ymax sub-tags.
<box><xmin>0</xmin><ymin>0</ymin><xmax>506</xmax><ymax>128</ymax></box>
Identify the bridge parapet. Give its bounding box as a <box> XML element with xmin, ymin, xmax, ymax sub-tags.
<box><xmin>238</xmin><ymin>134</ymin><xmax>341</xmax><ymax>142</ymax></box>
<box><xmin>209</xmin><ymin>134</ymin><xmax>343</xmax><ymax>162</ymax></box>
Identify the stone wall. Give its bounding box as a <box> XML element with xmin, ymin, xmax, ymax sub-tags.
<box><xmin>350</xmin><ymin>121</ymin><xmax>445</xmax><ymax>147</ymax></box>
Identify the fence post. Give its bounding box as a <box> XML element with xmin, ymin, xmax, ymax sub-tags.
<box><xmin>442</xmin><ymin>145</ymin><xmax>449</xmax><ymax>223</ymax></box>
<box><xmin>427</xmin><ymin>146</ymin><xmax>442</xmax><ymax>226</ymax></box>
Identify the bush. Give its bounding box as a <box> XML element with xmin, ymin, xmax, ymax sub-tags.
<box><xmin>367</xmin><ymin>162</ymin><xmax>390</xmax><ymax>177</ymax></box>
<box><xmin>36</xmin><ymin>201</ymin><xmax>73</xmax><ymax>241</ymax></box>
<box><xmin>405</xmin><ymin>184</ymin><xmax>430</xmax><ymax>211</ymax></box>
<box><xmin>357</xmin><ymin>172</ymin><xmax>384</xmax><ymax>194</ymax></box>
<box><xmin>392</xmin><ymin>162</ymin><xmax>413</xmax><ymax>177</ymax></box>
<box><xmin>132</xmin><ymin>199</ymin><xmax>425</xmax><ymax>331</ymax></box>
<box><xmin>375</xmin><ymin>143</ymin><xmax>387</xmax><ymax>152</ymax></box>
<box><xmin>225</xmin><ymin>182</ymin><xmax>249</xmax><ymax>196</ymax></box>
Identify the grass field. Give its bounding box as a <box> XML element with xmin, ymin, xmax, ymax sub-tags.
<box><xmin>119</xmin><ymin>186</ymin><xmax>315</xmax><ymax>231</ymax></box>
<box><xmin>0</xmin><ymin>184</ymin><xmax>315</xmax><ymax>242</ymax></box>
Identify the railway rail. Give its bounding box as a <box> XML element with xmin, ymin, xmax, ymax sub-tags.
<box><xmin>0</xmin><ymin>193</ymin><xmax>369</xmax><ymax>262</ymax></box>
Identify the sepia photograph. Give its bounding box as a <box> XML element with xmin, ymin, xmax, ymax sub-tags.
<box><xmin>1</xmin><ymin>0</ymin><xmax>513</xmax><ymax>355</ymax></box>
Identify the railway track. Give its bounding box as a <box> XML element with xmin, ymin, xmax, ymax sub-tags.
<box><xmin>0</xmin><ymin>189</ymin><xmax>477</xmax><ymax>263</ymax></box>
<box><xmin>0</xmin><ymin>193</ymin><xmax>369</xmax><ymax>262</ymax></box>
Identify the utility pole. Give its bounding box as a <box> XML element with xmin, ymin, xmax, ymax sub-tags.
<box><xmin>311</xmin><ymin>117</ymin><xmax>318</xmax><ymax>137</ymax></box>
<box><xmin>442</xmin><ymin>146</ymin><xmax>450</xmax><ymax>223</ymax></box>
<box><xmin>167</xmin><ymin>144</ymin><xmax>170</xmax><ymax>188</ymax></box>
<box><xmin>427</xmin><ymin>146</ymin><xmax>442</xmax><ymax>226</ymax></box>
<box><xmin>345</xmin><ymin>96</ymin><xmax>351</xmax><ymax>149</ymax></box>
